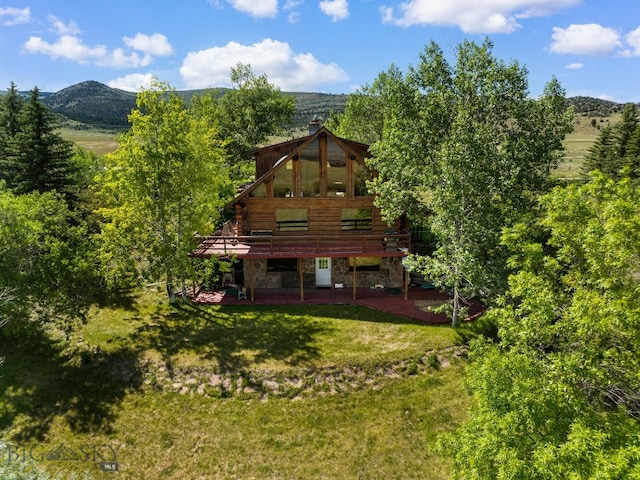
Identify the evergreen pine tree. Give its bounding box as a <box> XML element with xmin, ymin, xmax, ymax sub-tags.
<box><xmin>583</xmin><ymin>104</ymin><xmax>640</xmax><ymax>180</ymax></box>
<box><xmin>4</xmin><ymin>87</ymin><xmax>77</xmax><ymax>198</ymax></box>
<box><xmin>582</xmin><ymin>124</ymin><xmax>616</xmax><ymax>177</ymax></box>
<box><xmin>614</xmin><ymin>103</ymin><xmax>638</xmax><ymax>159</ymax></box>
<box><xmin>0</xmin><ymin>82</ymin><xmax>24</xmax><ymax>182</ymax></box>
<box><xmin>624</xmin><ymin>124</ymin><xmax>640</xmax><ymax>179</ymax></box>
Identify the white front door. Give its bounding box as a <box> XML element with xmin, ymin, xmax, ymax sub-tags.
<box><xmin>315</xmin><ymin>257</ymin><xmax>331</xmax><ymax>287</ymax></box>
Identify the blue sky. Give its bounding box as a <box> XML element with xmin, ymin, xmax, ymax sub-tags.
<box><xmin>0</xmin><ymin>0</ymin><xmax>638</xmax><ymax>102</ymax></box>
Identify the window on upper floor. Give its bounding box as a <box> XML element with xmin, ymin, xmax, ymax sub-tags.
<box><xmin>276</xmin><ymin>208</ymin><xmax>308</xmax><ymax>231</ymax></box>
<box><xmin>252</xmin><ymin>133</ymin><xmax>374</xmax><ymax>199</ymax></box>
<box><xmin>354</xmin><ymin>161</ymin><xmax>371</xmax><ymax>197</ymax></box>
<box><xmin>327</xmin><ymin>138</ymin><xmax>347</xmax><ymax>197</ymax></box>
<box><xmin>250</xmin><ymin>182</ymin><xmax>267</xmax><ymax>198</ymax></box>
<box><xmin>273</xmin><ymin>160</ymin><xmax>294</xmax><ymax>197</ymax></box>
<box><xmin>341</xmin><ymin>207</ymin><xmax>373</xmax><ymax>230</ymax></box>
<box><xmin>300</xmin><ymin>139</ymin><xmax>320</xmax><ymax>197</ymax></box>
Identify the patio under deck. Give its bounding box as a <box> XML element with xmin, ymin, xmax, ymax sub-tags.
<box><xmin>189</xmin><ymin>285</ymin><xmax>484</xmax><ymax>324</ymax></box>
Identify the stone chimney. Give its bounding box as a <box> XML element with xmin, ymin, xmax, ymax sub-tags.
<box><xmin>308</xmin><ymin>116</ymin><xmax>320</xmax><ymax>135</ymax></box>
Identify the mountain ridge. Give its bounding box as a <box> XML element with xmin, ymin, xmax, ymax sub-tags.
<box><xmin>11</xmin><ymin>80</ymin><xmax>631</xmax><ymax>131</ymax></box>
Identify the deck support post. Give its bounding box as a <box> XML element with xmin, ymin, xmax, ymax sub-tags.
<box><xmin>404</xmin><ymin>263</ymin><xmax>409</xmax><ymax>300</ymax></box>
<box><xmin>352</xmin><ymin>257</ymin><xmax>357</xmax><ymax>301</ymax></box>
<box><xmin>249</xmin><ymin>258</ymin><xmax>255</xmax><ymax>301</ymax></box>
<box><xmin>298</xmin><ymin>257</ymin><xmax>304</xmax><ymax>301</ymax></box>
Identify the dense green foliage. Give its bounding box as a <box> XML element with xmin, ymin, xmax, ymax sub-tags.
<box><xmin>441</xmin><ymin>173</ymin><xmax>640</xmax><ymax>478</ymax></box>
<box><xmin>0</xmin><ymin>184</ymin><xmax>100</xmax><ymax>334</ymax></box>
<box><xmin>0</xmin><ymin>82</ymin><xmax>23</xmax><ymax>158</ymax></box>
<box><xmin>583</xmin><ymin>102</ymin><xmax>640</xmax><ymax>179</ymax></box>
<box><xmin>98</xmin><ymin>81</ymin><xmax>233</xmax><ymax>301</ymax></box>
<box><xmin>0</xmin><ymin>87</ymin><xmax>77</xmax><ymax>200</ymax></box>
<box><xmin>324</xmin><ymin>67</ymin><xmax>394</xmax><ymax>144</ymax></box>
<box><xmin>189</xmin><ymin>64</ymin><xmax>296</xmax><ymax>182</ymax></box>
<box><xmin>332</xmin><ymin>39</ymin><xmax>573</xmax><ymax>325</ymax></box>
<box><xmin>0</xmin><ymin>84</ymin><xmax>103</xmax><ymax>333</ymax></box>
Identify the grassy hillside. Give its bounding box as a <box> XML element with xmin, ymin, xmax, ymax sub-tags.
<box><xmin>61</xmin><ymin>128</ymin><xmax>119</xmax><ymax>156</ymax></box>
<box><xmin>556</xmin><ymin>112</ymin><xmax>619</xmax><ymax>179</ymax></box>
<box><xmin>0</xmin><ymin>289</ymin><xmax>473</xmax><ymax>479</ymax></box>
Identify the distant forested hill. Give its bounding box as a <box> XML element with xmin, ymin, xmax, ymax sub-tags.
<box><xmin>566</xmin><ymin>96</ymin><xmax>626</xmax><ymax>117</ymax></box>
<box><xmin>37</xmin><ymin>81</ymin><xmax>349</xmax><ymax>131</ymax></box>
<box><xmin>9</xmin><ymin>80</ymin><xmax>633</xmax><ymax>131</ymax></box>
<box><xmin>43</xmin><ymin>81</ymin><xmax>137</xmax><ymax>128</ymax></box>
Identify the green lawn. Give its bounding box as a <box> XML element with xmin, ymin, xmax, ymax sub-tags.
<box><xmin>556</xmin><ymin>113</ymin><xmax>616</xmax><ymax>180</ymax></box>
<box><xmin>60</xmin><ymin>128</ymin><xmax>119</xmax><ymax>156</ymax></box>
<box><xmin>0</xmin><ymin>289</ymin><xmax>471</xmax><ymax>479</ymax></box>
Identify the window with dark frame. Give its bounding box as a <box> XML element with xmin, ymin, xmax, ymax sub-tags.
<box><xmin>341</xmin><ymin>207</ymin><xmax>373</xmax><ymax>231</ymax></box>
<box><xmin>276</xmin><ymin>208</ymin><xmax>308</xmax><ymax>231</ymax></box>
<box><xmin>267</xmin><ymin>258</ymin><xmax>298</xmax><ymax>272</ymax></box>
<box><xmin>349</xmin><ymin>257</ymin><xmax>380</xmax><ymax>272</ymax></box>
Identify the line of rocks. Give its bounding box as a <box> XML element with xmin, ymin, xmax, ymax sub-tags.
<box><xmin>140</xmin><ymin>346</ymin><xmax>467</xmax><ymax>400</ymax></box>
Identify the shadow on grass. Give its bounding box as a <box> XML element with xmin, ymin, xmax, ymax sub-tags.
<box><xmin>253</xmin><ymin>303</ymin><xmax>429</xmax><ymax>327</ymax></box>
<box><xmin>130</xmin><ymin>303</ymin><xmax>329</xmax><ymax>373</ymax></box>
<box><xmin>0</xmin><ymin>327</ymin><xmax>142</xmax><ymax>443</ymax></box>
<box><xmin>88</xmin><ymin>287</ymin><xmax>138</xmax><ymax>310</ymax></box>
<box><xmin>455</xmin><ymin>314</ymin><xmax>499</xmax><ymax>346</ymax></box>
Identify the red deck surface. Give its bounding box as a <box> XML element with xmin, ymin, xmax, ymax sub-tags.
<box><xmin>190</xmin><ymin>285</ymin><xmax>484</xmax><ymax>324</ymax></box>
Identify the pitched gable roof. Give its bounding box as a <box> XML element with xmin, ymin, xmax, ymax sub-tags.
<box><xmin>231</xmin><ymin>126</ymin><xmax>371</xmax><ymax>205</ymax></box>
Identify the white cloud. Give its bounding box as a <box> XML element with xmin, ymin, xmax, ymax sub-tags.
<box><xmin>624</xmin><ymin>27</ymin><xmax>640</xmax><ymax>56</ymax></box>
<box><xmin>284</xmin><ymin>0</ymin><xmax>304</xmax><ymax>22</ymax></box>
<box><xmin>23</xmin><ymin>16</ymin><xmax>174</xmax><ymax>69</ymax></box>
<box><xmin>48</xmin><ymin>15</ymin><xmax>80</xmax><ymax>35</ymax></box>
<box><xmin>108</xmin><ymin>73</ymin><xmax>156</xmax><ymax>92</ymax></box>
<box><xmin>566</xmin><ymin>62</ymin><xmax>583</xmax><ymax>69</ymax></box>
<box><xmin>320</xmin><ymin>0</ymin><xmax>349</xmax><ymax>22</ymax></box>
<box><xmin>225</xmin><ymin>0</ymin><xmax>278</xmax><ymax>18</ymax></box>
<box><xmin>288</xmin><ymin>11</ymin><xmax>301</xmax><ymax>23</ymax></box>
<box><xmin>180</xmin><ymin>38</ymin><xmax>349</xmax><ymax>91</ymax></box>
<box><xmin>550</xmin><ymin>24</ymin><xmax>623</xmax><ymax>56</ymax></box>
<box><xmin>97</xmin><ymin>48</ymin><xmax>152</xmax><ymax>68</ymax></box>
<box><xmin>381</xmin><ymin>0</ymin><xmax>580</xmax><ymax>34</ymax></box>
<box><xmin>284</xmin><ymin>0</ymin><xmax>304</xmax><ymax>8</ymax></box>
<box><xmin>0</xmin><ymin>6</ymin><xmax>31</xmax><ymax>26</ymax></box>
<box><xmin>24</xmin><ymin>35</ymin><xmax>107</xmax><ymax>63</ymax></box>
<box><xmin>123</xmin><ymin>33</ymin><xmax>174</xmax><ymax>56</ymax></box>
<box><xmin>24</xmin><ymin>33</ymin><xmax>156</xmax><ymax>68</ymax></box>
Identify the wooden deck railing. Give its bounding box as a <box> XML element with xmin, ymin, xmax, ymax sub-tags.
<box><xmin>192</xmin><ymin>233</ymin><xmax>411</xmax><ymax>257</ymax></box>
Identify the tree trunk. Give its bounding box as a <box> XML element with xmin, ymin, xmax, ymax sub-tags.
<box><xmin>451</xmin><ymin>281</ymin><xmax>461</xmax><ymax>328</ymax></box>
<box><xmin>166</xmin><ymin>270</ymin><xmax>176</xmax><ymax>304</ymax></box>
<box><xmin>177</xmin><ymin>202</ymin><xmax>188</xmax><ymax>303</ymax></box>
<box><xmin>180</xmin><ymin>278</ymin><xmax>187</xmax><ymax>303</ymax></box>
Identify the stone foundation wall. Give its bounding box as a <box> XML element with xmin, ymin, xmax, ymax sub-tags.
<box><xmin>331</xmin><ymin>257</ymin><xmax>404</xmax><ymax>289</ymax></box>
<box><xmin>244</xmin><ymin>257</ymin><xmax>404</xmax><ymax>289</ymax></box>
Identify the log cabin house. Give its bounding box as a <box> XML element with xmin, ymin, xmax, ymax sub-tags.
<box><xmin>190</xmin><ymin>120</ymin><xmax>411</xmax><ymax>301</ymax></box>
